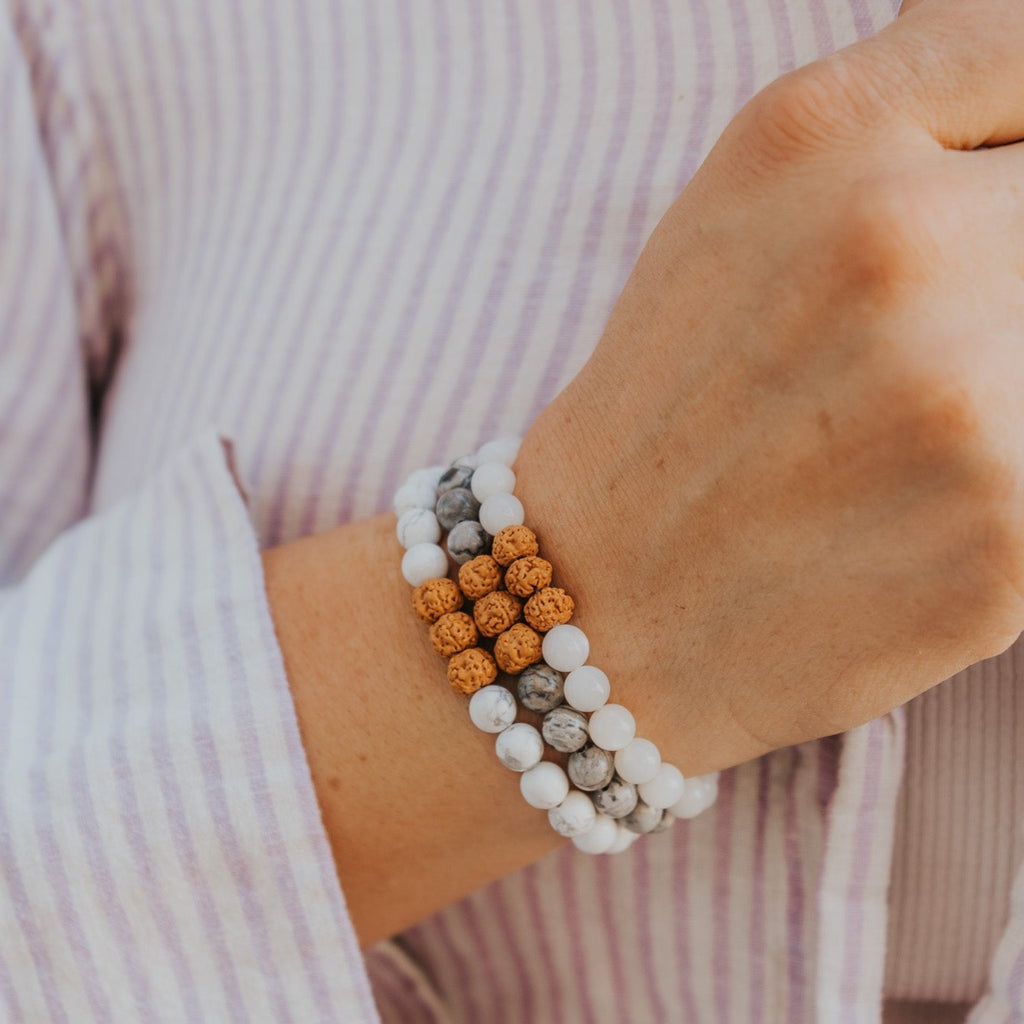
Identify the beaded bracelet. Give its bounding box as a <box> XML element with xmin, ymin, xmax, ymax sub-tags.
<box><xmin>394</xmin><ymin>435</ymin><xmax>719</xmax><ymax>855</ymax></box>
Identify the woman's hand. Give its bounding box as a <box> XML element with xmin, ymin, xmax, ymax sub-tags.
<box><xmin>517</xmin><ymin>0</ymin><xmax>1024</xmax><ymax>771</ymax></box>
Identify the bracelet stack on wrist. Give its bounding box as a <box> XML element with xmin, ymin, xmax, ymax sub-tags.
<box><xmin>394</xmin><ymin>435</ymin><xmax>719</xmax><ymax>855</ymax></box>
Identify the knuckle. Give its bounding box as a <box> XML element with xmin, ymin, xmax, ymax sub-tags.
<box><xmin>737</xmin><ymin>54</ymin><xmax>883</xmax><ymax>164</ymax></box>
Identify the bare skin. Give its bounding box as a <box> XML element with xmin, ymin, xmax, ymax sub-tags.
<box><xmin>264</xmin><ymin>0</ymin><xmax>1024</xmax><ymax>948</ymax></box>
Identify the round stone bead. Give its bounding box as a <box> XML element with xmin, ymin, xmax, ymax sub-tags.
<box><xmin>478</xmin><ymin>492</ymin><xmax>525</xmax><ymax>535</ymax></box>
<box><xmin>591</xmin><ymin>777</ymin><xmax>639</xmax><ymax>819</ymax></box>
<box><xmin>468</xmin><ymin>685</ymin><xmax>518</xmax><ymax>734</ymax></box>
<box><xmin>541</xmin><ymin>624</ymin><xmax>590</xmax><ymax>673</ymax></box>
<box><xmin>606</xmin><ymin>822</ymin><xmax>642</xmax><ymax>855</ymax></box>
<box><xmin>587</xmin><ymin>704</ymin><xmax>636</xmax><ymax>752</ymax></box>
<box><xmin>470</xmin><ymin>461</ymin><xmax>517</xmax><ymax>503</ymax></box>
<box><xmin>568</xmin><ymin>745</ymin><xmax>616</xmax><ymax>792</ymax></box>
<box><xmin>396</xmin><ymin>507</ymin><xmax>442</xmax><ymax>548</ymax></box>
<box><xmin>670</xmin><ymin>772</ymin><xmax>720</xmax><ymax>819</ymax></box>
<box><xmin>614</xmin><ymin>738</ymin><xmax>662</xmax><ymax>785</ymax></box>
<box><xmin>563</xmin><ymin>665</ymin><xmax>610</xmax><ymax>712</ymax></box>
<box><xmin>548</xmin><ymin>791</ymin><xmax>597</xmax><ymax>838</ymax></box>
<box><xmin>475</xmin><ymin>434</ymin><xmax>521</xmax><ymax>466</ymax></box>
<box><xmin>542</xmin><ymin>706</ymin><xmax>589</xmax><ymax>753</ymax></box>
<box><xmin>446</xmin><ymin>519</ymin><xmax>490</xmax><ymax>564</ymax></box>
<box><xmin>638</xmin><ymin>763</ymin><xmax>686</xmax><ymax>809</ymax></box>
<box><xmin>437</xmin><ymin>464</ymin><xmax>474</xmax><ymax>495</ymax></box>
<box><xmin>393</xmin><ymin>476</ymin><xmax>438</xmax><ymax>517</ymax></box>
<box><xmin>516</xmin><ymin>663</ymin><xmax>565</xmax><ymax>713</ymax></box>
<box><xmin>452</xmin><ymin>452</ymin><xmax>480</xmax><ymax>470</ymax></box>
<box><xmin>435</xmin><ymin>487</ymin><xmax>480</xmax><ymax>531</ymax></box>
<box><xmin>571</xmin><ymin>813</ymin><xmax>619</xmax><ymax>855</ymax></box>
<box><xmin>623</xmin><ymin>800</ymin><xmax>664</xmax><ymax>835</ymax></box>
<box><xmin>401</xmin><ymin>543</ymin><xmax>448</xmax><ymax>586</ymax></box>
<box><xmin>652</xmin><ymin>811</ymin><xmax>676</xmax><ymax>834</ymax></box>
<box><xmin>495</xmin><ymin>722</ymin><xmax>544</xmax><ymax>772</ymax></box>
<box><xmin>519</xmin><ymin>761</ymin><xmax>570</xmax><ymax>810</ymax></box>
<box><xmin>406</xmin><ymin>464</ymin><xmax>446</xmax><ymax>491</ymax></box>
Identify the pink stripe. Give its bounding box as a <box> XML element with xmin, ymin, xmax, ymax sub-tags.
<box><xmin>488</xmin><ymin>875</ymin><xmax>538</xmax><ymax>1024</ymax></box>
<box><xmin>749</xmin><ymin>758</ymin><xmax>770</xmax><ymax>1024</ymax></box>
<box><xmin>784</xmin><ymin>747</ymin><xmax>808</xmax><ymax>1021</ymax></box>
<box><xmin>712</xmin><ymin>768</ymin><xmax>737</xmax><ymax>1021</ymax></box>
<box><xmin>672</xmin><ymin>821</ymin><xmax>700</xmax><ymax>1021</ymax></box>
<box><xmin>596</xmin><ymin>853</ymin><xmax>631</xmax><ymax>1023</ymax></box>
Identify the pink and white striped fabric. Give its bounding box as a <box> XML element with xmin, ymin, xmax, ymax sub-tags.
<box><xmin>1</xmin><ymin>0</ymin><xmax>1022</xmax><ymax>1020</ymax></box>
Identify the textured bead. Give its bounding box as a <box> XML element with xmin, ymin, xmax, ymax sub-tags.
<box><xmin>504</xmin><ymin>555</ymin><xmax>553</xmax><ymax>598</ymax></box>
<box><xmin>516</xmin><ymin>663</ymin><xmax>565</xmax><ymax>713</ymax></box>
<box><xmin>468</xmin><ymin>685</ymin><xmax>518</xmax><ymax>733</ymax></box>
<box><xmin>401</xmin><ymin>543</ymin><xmax>449</xmax><ymax>586</ymax></box>
<box><xmin>458</xmin><ymin>554</ymin><xmax>503</xmax><ymax>599</ymax></box>
<box><xmin>475</xmin><ymin>434</ymin><xmax>521</xmax><ymax>466</ymax></box>
<box><xmin>473</xmin><ymin>590</ymin><xmax>522</xmax><ymax>638</ymax></box>
<box><xmin>393</xmin><ymin>476</ymin><xmax>439</xmax><ymax>517</ymax></box>
<box><xmin>623</xmin><ymin>800</ymin><xmax>664</xmax><ymax>835</ymax></box>
<box><xmin>670</xmin><ymin>772</ymin><xmax>720</xmax><ymax>819</ymax></box>
<box><xmin>493</xmin><ymin>622</ymin><xmax>543</xmax><ymax>673</ymax></box>
<box><xmin>542</xmin><ymin>706</ymin><xmax>589</xmax><ymax>753</ymax></box>
<box><xmin>495</xmin><ymin>722</ymin><xmax>544</xmax><ymax>772</ymax></box>
<box><xmin>470</xmin><ymin>461</ymin><xmax>517</xmax><ymax>502</ymax></box>
<box><xmin>541</xmin><ymin>624</ymin><xmax>590</xmax><ymax>672</ymax></box>
<box><xmin>519</xmin><ymin>761</ymin><xmax>570</xmax><ymax>810</ymax></box>
<box><xmin>563</xmin><ymin>665</ymin><xmax>610</xmax><ymax>712</ymax></box>
<box><xmin>396</xmin><ymin>507</ymin><xmax>442</xmax><ymax>548</ymax></box>
<box><xmin>614</xmin><ymin>738</ymin><xmax>662</xmax><ymax>785</ymax></box>
<box><xmin>548</xmin><ymin>791</ymin><xmax>597</xmax><ymax>838</ymax></box>
<box><xmin>571</xmin><ymin>813</ymin><xmax>619</xmax><ymax>854</ymax></box>
<box><xmin>606</xmin><ymin>823</ymin><xmax>642</xmax><ymax>854</ymax></box>
<box><xmin>568</xmin><ymin>745</ymin><xmax>616</xmax><ymax>792</ymax></box>
<box><xmin>588</xmin><ymin>703</ymin><xmax>636</xmax><ymax>751</ymax></box>
<box><xmin>429</xmin><ymin>612</ymin><xmax>479</xmax><ymax>657</ymax></box>
<box><xmin>479</xmin><ymin>492</ymin><xmax>525</xmax><ymax>535</ymax></box>
<box><xmin>491</xmin><ymin>524</ymin><xmax>539</xmax><ymax>566</ymax></box>
<box><xmin>411</xmin><ymin>578</ymin><xmax>464</xmax><ymax>623</ymax></box>
<box><xmin>591</xmin><ymin>777</ymin><xmax>639</xmax><ymax>819</ymax></box>
<box><xmin>446</xmin><ymin>519</ymin><xmax>490</xmax><ymax>564</ymax></box>
<box><xmin>437</xmin><ymin>465</ymin><xmax>474</xmax><ymax>495</ymax></box>
<box><xmin>638</xmin><ymin>763</ymin><xmax>686</xmax><ymax>809</ymax></box>
<box><xmin>447</xmin><ymin>647</ymin><xmax>498</xmax><ymax>695</ymax></box>
<box><xmin>435</xmin><ymin>487</ymin><xmax>480</xmax><ymax>531</ymax></box>
<box><xmin>523</xmin><ymin>587</ymin><xmax>575</xmax><ymax>632</ymax></box>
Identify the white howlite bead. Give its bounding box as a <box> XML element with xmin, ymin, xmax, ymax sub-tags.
<box><xmin>470</xmin><ymin>461</ymin><xmax>517</xmax><ymax>502</ymax></box>
<box><xmin>519</xmin><ymin>762</ymin><xmax>570</xmax><ymax>810</ymax></box>
<box><xmin>548</xmin><ymin>791</ymin><xmax>597</xmax><ymax>838</ymax></box>
<box><xmin>587</xmin><ymin>704</ymin><xmax>636</xmax><ymax>751</ymax></box>
<box><xmin>478</xmin><ymin>492</ymin><xmax>524</xmax><ymax>535</ymax></box>
<box><xmin>468</xmin><ymin>685</ymin><xmax>518</xmax><ymax>734</ymax></box>
<box><xmin>401</xmin><ymin>543</ymin><xmax>449</xmax><ymax>586</ymax></box>
<box><xmin>541</xmin><ymin>624</ymin><xmax>590</xmax><ymax>673</ymax></box>
<box><xmin>396</xmin><ymin>507</ymin><xmax>442</xmax><ymax>548</ymax></box>
<box><xmin>614</xmin><ymin>738</ymin><xmax>662</xmax><ymax>785</ymax></box>
<box><xmin>393</xmin><ymin>477</ymin><xmax>439</xmax><ymax>517</ymax></box>
<box><xmin>452</xmin><ymin>451</ymin><xmax>481</xmax><ymax>470</ymax></box>
<box><xmin>563</xmin><ymin>665</ymin><xmax>610</xmax><ymax>712</ymax></box>
<box><xmin>669</xmin><ymin>772</ymin><xmax>720</xmax><ymax>819</ymax></box>
<box><xmin>407</xmin><ymin>464</ymin><xmax>446</xmax><ymax>491</ymax></box>
<box><xmin>638</xmin><ymin>763</ymin><xmax>686</xmax><ymax>810</ymax></box>
<box><xmin>475</xmin><ymin>435</ymin><xmax>521</xmax><ymax>466</ymax></box>
<box><xmin>606</xmin><ymin>823</ymin><xmax>641</xmax><ymax>855</ymax></box>
<box><xmin>495</xmin><ymin>723</ymin><xmax>544</xmax><ymax>772</ymax></box>
<box><xmin>571</xmin><ymin>813</ymin><xmax>619</xmax><ymax>855</ymax></box>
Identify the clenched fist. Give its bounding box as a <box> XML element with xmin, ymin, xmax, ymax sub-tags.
<box><xmin>516</xmin><ymin>0</ymin><xmax>1024</xmax><ymax>771</ymax></box>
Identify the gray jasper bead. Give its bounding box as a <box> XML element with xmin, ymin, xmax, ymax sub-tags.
<box><xmin>437</xmin><ymin>465</ymin><xmax>474</xmax><ymax>495</ymax></box>
<box><xmin>652</xmin><ymin>811</ymin><xmax>676</xmax><ymax>834</ymax></box>
<box><xmin>446</xmin><ymin>520</ymin><xmax>490</xmax><ymax>564</ymax></box>
<box><xmin>592</xmin><ymin>777</ymin><xmax>639</xmax><ymax>819</ymax></box>
<box><xmin>624</xmin><ymin>800</ymin><xmax>664</xmax><ymax>835</ymax></box>
<box><xmin>517</xmin><ymin>663</ymin><xmax>565</xmax><ymax>713</ymax></box>
<box><xmin>542</xmin><ymin>707</ymin><xmax>589</xmax><ymax>753</ymax></box>
<box><xmin>435</xmin><ymin>487</ymin><xmax>481</xmax><ymax>530</ymax></box>
<box><xmin>568</xmin><ymin>745</ymin><xmax>616</xmax><ymax>792</ymax></box>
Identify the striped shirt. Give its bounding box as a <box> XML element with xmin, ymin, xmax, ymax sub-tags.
<box><xmin>1</xmin><ymin>0</ymin><xmax>1022</xmax><ymax>1020</ymax></box>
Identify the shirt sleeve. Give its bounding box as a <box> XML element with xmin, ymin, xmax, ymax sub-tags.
<box><xmin>0</xmin><ymin>8</ymin><xmax>379</xmax><ymax>1022</ymax></box>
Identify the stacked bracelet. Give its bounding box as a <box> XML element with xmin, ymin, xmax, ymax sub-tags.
<box><xmin>394</xmin><ymin>435</ymin><xmax>719</xmax><ymax>855</ymax></box>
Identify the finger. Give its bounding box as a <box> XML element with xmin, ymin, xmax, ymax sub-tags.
<box><xmin>844</xmin><ymin>0</ymin><xmax>1024</xmax><ymax>149</ymax></box>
